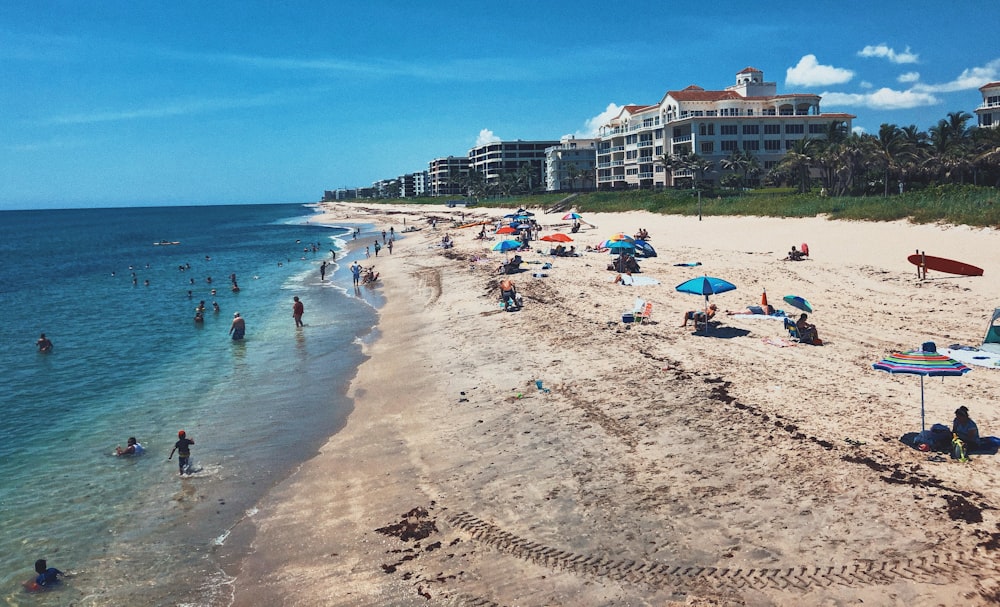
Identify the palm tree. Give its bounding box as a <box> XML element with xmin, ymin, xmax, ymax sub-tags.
<box><xmin>773</xmin><ymin>138</ymin><xmax>816</xmax><ymax>193</ymax></box>
<box><xmin>876</xmin><ymin>123</ymin><xmax>908</xmax><ymax>197</ymax></box>
<box><xmin>565</xmin><ymin>163</ymin><xmax>580</xmax><ymax>191</ymax></box>
<box><xmin>685</xmin><ymin>154</ymin><xmax>714</xmax><ymax>189</ymax></box>
<box><xmin>720</xmin><ymin>150</ymin><xmax>748</xmax><ymax>189</ymax></box>
<box><xmin>515</xmin><ymin>163</ymin><xmax>536</xmax><ymax>194</ymax></box>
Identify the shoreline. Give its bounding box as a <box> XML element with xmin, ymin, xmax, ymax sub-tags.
<box><xmin>228</xmin><ymin>204</ymin><xmax>1000</xmax><ymax>606</ymax></box>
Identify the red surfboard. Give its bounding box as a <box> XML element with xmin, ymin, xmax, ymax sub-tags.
<box><xmin>907</xmin><ymin>254</ymin><xmax>984</xmax><ymax>276</ymax></box>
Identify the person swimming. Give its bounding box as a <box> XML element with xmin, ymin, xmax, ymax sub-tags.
<box><xmin>115</xmin><ymin>437</ymin><xmax>144</xmax><ymax>456</ymax></box>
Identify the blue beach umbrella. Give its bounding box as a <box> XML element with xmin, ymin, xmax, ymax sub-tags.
<box><xmin>492</xmin><ymin>240</ymin><xmax>521</xmax><ymax>252</ymax></box>
<box><xmin>676</xmin><ymin>276</ymin><xmax>737</xmax><ymax>330</ymax></box>
<box><xmin>783</xmin><ymin>295</ymin><xmax>813</xmax><ymax>313</ymax></box>
<box><xmin>607</xmin><ymin>240</ymin><xmax>636</xmax><ymax>253</ymax></box>
<box><xmin>873</xmin><ymin>344</ymin><xmax>971</xmax><ymax>432</ymax></box>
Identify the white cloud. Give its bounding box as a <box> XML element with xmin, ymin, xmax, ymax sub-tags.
<box><xmin>785</xmin><ymin>55</ymin><xmax>854</xmax><ymax>87</ymax></box>
<box><xmin>859</xmin><ymin>81</ymin><xmax>873</xmax><ymax>89</ymax></box>
<box><xmin>821</xmin><ymin>88</ymin><xmax>940</xmax><ymax>110</ymax></box>
<box><xmin>852</xmin><ymin>126</ymin><xmax>866</xmax><ymax>136</ymax></box>
<box><xmin>576</xmin><ymin>103</ymin><xmax>627</xmax><ymax>138</ymax></box>
<box><xmin>858</xmin><ymin>44</ymin><xmax>919</xmax><ymax>64</ymax></box>
<box><xmin>897</xmin><ymin>71</ymin><xmax>920</xmax><ymax>84</ymax></box>
<box><xmin>911</xmin><ymin>58</ymin><xmax>1000</xmax><ymax>93</ymax></box>
<box><xmin>475</xmin><ymin>128</ymin><xmax>501</xmax><ymax>147</ymax></box>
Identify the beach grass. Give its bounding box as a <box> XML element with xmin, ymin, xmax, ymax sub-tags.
<box><xmin>352</xmin><ymin>184</ymin><xmax>1000</xmax><ymax>228</ymax></box>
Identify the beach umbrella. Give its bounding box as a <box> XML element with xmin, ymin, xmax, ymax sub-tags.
<box><xmin>676</xmin><ymin>276</ymin><xmax>737</xmax><ymax>331</ymax></box>
<box><xmin>492</xmin><ymin>240</ymin><xmax>521</xmax><ymax>252</ymax></box>
<box><xmin>515</xmin><ymin>209</ymin><xmax>535</xmax><ymax>216</ymax></box>
<box><xmin>607</xmin><ymin>240</ymin><xmax>636</xmax><ymax>252</ymax></box>
<box><xmin>541</xmin><ymin>233</ymin><xmax>573</xmax><ymax>243</ymax></box>
<box><xmin>783</xmin><ymin>295</ymin><xmax>813</xmax><ymax>313</ymax></box>
<box><xmin>562</xmin><ymin>212</ymin><xmax>583</xmax><ymax>220</ymax></box>
<box><xmin>873</xmin><ymin>344</ymin><xmax>971</xmax><ymax>432</ymax></box>
<box><xmin>496</xmin><ymin>226</ymin><xmax>518</xmax><ymax>235</ymax></box>
<box><xmin>608</xmin><ymin>233</ymin><xmax>635</xmax><ymax>243</ymax></box>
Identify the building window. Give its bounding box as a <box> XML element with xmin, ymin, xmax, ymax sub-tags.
<box><xmin>785</xmin><ymin>124</ymin><xmax>805</xmax><ymax>134</ymax></box>
<box><xmin>626</xmin><ymin>150</ymin><xmax>638</xmax><ymax>160</ymax></box>
<box><xmin>701</xmin><ymin>142</ymin><xmax>714</xmax><ymax>154</ymax></box>
<box><xmin>808</xmin><ymin>124</ymin><xmax>826</xmax><ymax>134</ymax></box>
<box><xmin>785</xmin><ymin>139</ymin><xmax>800</xmax><ymax>150</ymax></box>
<box><xmin>742</xmin><ymin>124</ymin><xmax>759</xmax><ymax>135</ymax></box>
<box><xmin>764</xmin><ymin>139</ymin><xmax>782</xmax><ymax>151</ymax></box>
<box><xmin>626</xmin><ymin>168</ymin><xmax>638</xmax><ymax>176</ymax></box>
<box><xmin>721</xmin><ymin>140</ymin><xmax>738</xmax><ymax>152</ymax></box>
<box><xmin>720</xmin><ymin>124</ymin><xmax>738</xmax><ymax>135</ymax></box>
<box><xmin>743</xmin><ymin>140</ymin><xmax>759</xmax><ymax>151</ymax></box>
<box><xmin>699</xmin><ymin>124</ymin><xmax>707</xmax><ymax>136</ymax></box>
<box><xmin>655</xmin><ymin>146</ymin><xmax>663</xmax><ymax>155</ymax></box>
<box><xmin>764</xmin><ymin>124</ymin><xmax>781</xmax><ymax>135</ymax></box>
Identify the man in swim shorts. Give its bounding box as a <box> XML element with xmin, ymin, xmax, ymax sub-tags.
<box><xmin>34</xmin><ymin>559</ymin><xmax>62</xmax><ymax>588</ymax></box>
<box><xmin>229</xmin><ymin>312</ymin><xmax>245</xmax><ymax>340</ymax></box>
<box><xmin>168</xmin><ymin>430</ymin><xmax>195</xmax><ymax>475</ymax></box>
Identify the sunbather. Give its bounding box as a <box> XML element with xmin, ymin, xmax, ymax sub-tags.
<box><xmin>727</xmin><ymin>304</ymin><xmax>776</xmax><ymax>316</ymax></box>
<box><xmin>785</xmin><ymin>245</ymin><xmax>805</xmax><ymax>261</ymax></box>
<box><xmin>796</xmin><ymin>313</ymin><xmax>821</xmax><ymax>344</ymax></box>
<box><xmin>680</xmin><ymin>304</ymin><xmax>717</xmax><ymax>327</ymax></box>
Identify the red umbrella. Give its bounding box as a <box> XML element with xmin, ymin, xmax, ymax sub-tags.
<box><xmin>496</xmin><ymin>226</ymin><xmax>518</xmax><ymax>235</ymax></box>
<box><xmin>541</xmin><ymin>233</ymin><xmax>573</xmax><ymax>242</ymax></box>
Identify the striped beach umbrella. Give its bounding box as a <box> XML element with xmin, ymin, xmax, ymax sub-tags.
<box><xmin>873</xmin><ymin>345</ymin><xmax>971</xmax><ymax>432</ymax></box>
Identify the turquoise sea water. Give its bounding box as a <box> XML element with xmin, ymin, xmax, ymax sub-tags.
<box><xmin>0</xmin><ymin>204</ymin><xmax>379</xmax><ymax>606</ymax></box>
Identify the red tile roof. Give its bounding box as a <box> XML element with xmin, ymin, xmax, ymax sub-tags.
<box><xmin>980</xmin><ymin>81</ymin><xmax>1000</xmax><ymax>91</ymax></box>
<box><xmin>668</xmin><ymin>88</ymin><xmax>742</xmax><ymax>102</ymax></box>
<box><xmin>737</xmin><ymin>66</ymin><xmax>762</xmax><ymax>74</ymax></box>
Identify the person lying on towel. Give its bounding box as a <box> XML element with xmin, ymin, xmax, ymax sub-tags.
<box><xmin>680</xmin><ymin>304</ymin><xmax>717</xmax><ymax>327</ymax></box>
<box><xmin>726</xmin><ymin>304</ymin><xmax>776</xmax><ymax>316</ymax></box>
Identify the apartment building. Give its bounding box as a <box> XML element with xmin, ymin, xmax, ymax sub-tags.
<box><xmin>428</xmin><ymin>156</ymin><xmax>470</xmax><ymax>197</ymax></box>
<box><xmin>468</xmin><ymin>139</ymin><xmax>559</xmax><ymax>192</ymax></box>
<box><xmin>398</xmin><ymin>171</ymin><xmax>428</xmax><ymax>198</ymax></box>
<box><xmin>597</xmin><ymin>67</ymin><xmax>854</xmax><ymax>189</ymax></box>
<box><xmin>976</xmin><ymin>82</ymin><xmax>1000</xmax><ymax>128</ymax></box>
<box><xmin>545</xmin><ymin>136</ymin><xmax>598</xmax><ymax>192</ymax></box>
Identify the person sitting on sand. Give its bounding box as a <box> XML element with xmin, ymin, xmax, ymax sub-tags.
<box><xmin>796</xmin><ymin>313</ymin><xmax>820</xmax><ymax>344</ymax></box>
<box><xmin>726</xmin><ymin>304</ymin><xmax>776</xmax><ymax>316</ymax></box>
<box><xmin>681</xmin><ymin>304</ymin><xmax>717</xmax><ymax>327</ymax></box>
<box><xmin>785</xmin><ymin>245</ymin><xmax>804</xmax><ymax>261</ymax></box>
<box><xmin>952</xmin><ymin>406</ymin><xmax>981</xmax><ymax>450</ymax></box>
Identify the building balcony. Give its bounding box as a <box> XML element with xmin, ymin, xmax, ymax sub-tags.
<box><xmin>639</xmin><ymin>172</ymin><xmax>653</xmax><ymax>179</ymax></box>
<box><xmin>672</xmin><ymin>135</ymin><xmax>692</xmax><ymax>144</ymax></box>
<box><xmin>638</xmin><ymin>140</ymin><xmax>654</xmax><ymax>148</ymax></box>
<box><xmin>610</xmin><ymin>146</ymin><xmax>625</xmax><ymax>152</ymax></box>
<box><xmin>597</xmin><ymin>162</ymin><xmax>611</xmax><ymax>168</ymax></box>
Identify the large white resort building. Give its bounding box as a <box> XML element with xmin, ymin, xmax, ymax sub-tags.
<box><xmin>976</xmin><ymin>82</ymin><xmax>1000</xmax><ymax>129</ymax></box>
<box><xmin>597</xmin><ymin>67</ymin><xmax>855</xmax><ymax>189</ymax></box>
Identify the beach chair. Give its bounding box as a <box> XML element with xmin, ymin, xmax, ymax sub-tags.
<box><xmin>635</xmin><ymin>301</ymin><xmax>653</xmax><ymax>324</ymax></box>
<box><xmin>784</xmin><ymin>317</ymin><xmax>803</xmax><ymax>341</ymax></box>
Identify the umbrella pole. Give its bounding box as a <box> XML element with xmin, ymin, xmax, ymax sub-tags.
<box><xmin>920</xmin><ymin>375</ymin><xmax>926</xmax><ymax>433</ymax></box>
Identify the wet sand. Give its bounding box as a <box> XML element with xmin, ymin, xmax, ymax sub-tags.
<box><xmin>230</xmin><ymin>203</ymin><xmax>1000</xmax><ymax>606</ymax></box>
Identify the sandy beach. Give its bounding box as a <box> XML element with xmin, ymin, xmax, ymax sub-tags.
<box><xmin>229</xmin><ymin>203</ymin><xmax>1000</xmax><ymax>606</ymax></box>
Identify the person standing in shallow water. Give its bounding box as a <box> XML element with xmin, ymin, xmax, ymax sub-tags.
<box><xmin>319</xmin><ymin>260</ymin><xmax>327</xmax><ymax>280</ymax></box>
<box><xmin>229</xmin><ymin>312</ymin><xmax>245</xmax><ymax>340</ymax></box>
<box><xmin>292</xmin><ymin>296</ymin><xmax>304</xmax><ymax>327</ymax></box>
<box><xmin>36</xmin><ymin>333</ymin><xmax>53</xmax><ymax>353</ymax></box>
<box><xmin>168</xmin><ymin>430</ymin><xmax>194</xmax><ymax>475</ymax></box>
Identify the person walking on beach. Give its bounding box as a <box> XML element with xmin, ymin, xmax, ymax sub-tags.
<box><xmin>381</xmin><ymin>230</ymin><xmax>387</xmax><ymax>244</ymax></box>
<box><xmin>229</xmin><ymin>312</ymin><xmax>245</xmax><ymax>340</ymax></box>
<box><xmin>319</xmin><ymin>260</ymin><xmax>327</xmax><ymax>280</ymax></box>
<box><xmin>351</xmin><ymin>261</ymin><xmax>362</xmax><ymax>286</ymax></box>
<box><xmin>374</xmin><ymin>241</ymin><xmax>381</xmax><ymax>257</ymax></box>
<box><xmin>168</xmin><ymin>430</ymin><xmax>194</xmax><ymax>475</ymax></box>
<box><xmin>36</xmin><ymin>333</ymin><xmax>53</xmax><ymax>353</ymax></box>
<box><xmin>292</xmin><ymin>296</ymin><xmax>304</xmax><ymax>327</ymax></box>
<box><xmin>365</xmin><ymin>246</ymin><xmax>370</xmax><ymax>258</ymax></box>
<box><xmin>387</xmin><ymin>240</ymin><xmax>393</xmax><ymax>254</ymax></box>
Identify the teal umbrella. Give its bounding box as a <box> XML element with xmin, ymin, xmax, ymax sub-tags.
<box><xmin>492</xmin><ymin>240</ymin><xmax>521</xmax><ymax>252</ymax></box>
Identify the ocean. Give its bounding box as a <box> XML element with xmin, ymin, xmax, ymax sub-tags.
<box><xmin>0</xmin><ymin>203</ymin><xmax>379</xmax><ymax>606</ymax></box>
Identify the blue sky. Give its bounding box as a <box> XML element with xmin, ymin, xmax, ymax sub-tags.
<box><xmin>2</xmin><ymin>1</ymin><xmax>998</xmax><ymax>209</ymax></box>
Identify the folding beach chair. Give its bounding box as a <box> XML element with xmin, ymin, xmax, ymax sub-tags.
<box><xmin>635</xmin><ymin>301</ymin><xmax>653</xmax><ymax>324</ymax></box>
<box><xmin>784</xmin><ymin>317</ymin><xmax>803</xmax><ymax>342</ymax></box>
